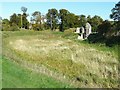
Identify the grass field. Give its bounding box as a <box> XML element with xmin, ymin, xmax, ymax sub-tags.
<box><xmin>2</xmin><ymin>56</ymin><xmax>72</xmax><ymax>88</ymax></box>
<box><xmin>2</xmin><ymin>29</ymin><xmax>119</xmax><ymax>88</ymax></box>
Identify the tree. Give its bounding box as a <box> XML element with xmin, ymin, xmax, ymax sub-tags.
<box><xmin>2</xmin><ymin>19</ymin><xmax>10</xmax><ymax>31</ymax></box>
<box><xmin>21</xmin><ymin>7</ymin><xmax>27</xmax><ymax>13</ymax></box>
<box><xmin>59</xmin><ymin>9</ymin><xmax>70</xmax><ymax>32</ymax></box>
<box><xmin>110</xmin><ymin>1</ymin><xmax>120</xmax><ymax>21</ymax></box>
<box><xmin>32</xmin><ymin>11</ymin><xmax>46</xmax><ymax>30</ymax></box>
<box><xmin>22</xmin><ymin>13</ymin><xmax>29</xmax><ymax>29</ymax></box>
<box><xmin>17</xmin><ymin>14</ymin><xmax>22</xmax><ymax>28</ymax></box>
<box><xmin>87</xmin><ymin>15</ymin><xmax>92</xmax><ymax>23</ymax></box>
<box><xmin>10</xmin><ymin>13</ymin><xmax>29</xmax><ymax>29</ymax></box>
<box><xmin>90</xmin><ymin>15</ymin><xmax>103</xmax><ymax>32</ymax></box>
<box><xmin>97</xmin><ymin>20</ymin><xmax>111</xmax><ymax>36</ymax></box>
<box><xmin>32</xmin><ymin>11</ymin><xmax>41</xmax><ymax>24</ymax></box>
<box><xmin>73</xmin><ymin>15</ymin><xmax>80</xmax><ymax>27</ymax></box>
<box><xmin>2</xmin><ymin>19</ymin><xmax>10</xmax><ymax>25</ymax></box>
<box><xmin>21</xmin><ymin>6</ymin><xmax>28</xmax><ymax>28</ymax></box>
<box><xmin>110</xmin><ymin>1</ymin><xmax>120</xmax><ymax>35</ymax></box>
<box><xmin>66</xmin><ymin>13</ymin><xmax>77</xmax><ymax>28</ymax></box>
<box><xmin>10</xmin><ymin>13</ymin><xmax>20</xmax><ymax>27</ymax></box>
<box><xmin>79</xmin><ymin>15</ymin><xmax>87</xmax><ymax>27</ymax></box>
<box><xmin>46</xmin><ymin>8</ymin><xmax>58</xmax><ymax>30</ymax></box>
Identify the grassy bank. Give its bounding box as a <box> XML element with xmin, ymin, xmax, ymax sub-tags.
<box><xmin>2</xmin><ymin>56</ymin><xmax>72</xmax><ymax>88</ymax></box>
<box><xmin>2</xmin><ymin>30</ymin><xmax>119</xmax><ymax>88</ymax></box>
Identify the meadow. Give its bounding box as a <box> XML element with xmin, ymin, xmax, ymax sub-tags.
<box><xmin>2</xmin><ymin>29</ymin><xmax>119</xmax><ymax>88</ymax></box>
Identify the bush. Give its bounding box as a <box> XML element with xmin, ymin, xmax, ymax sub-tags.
<box><xmin>32</xmin><ymin>24</ymin><xmax>43</xmax><ymax>31</ymax></box>
<box><xmin>2</xmin><ymin>23</ymin><xmax>19</xmax><ymax>31</ymax></box>
<box><xmin>105</xmin><ymin>36</ymin><xmax>120</xmax><ymax>47</ymax></box>
<box><xmin>2</xmin><ymin>24</ymin><xmax>10</xmax><ymax>31</ymax></box>
<box><xmin>87</xmin><ymin>33</ymin><xmax>106</xmax><ymax>43</ymax></box>
<box><xmin>9</xmin><ymin>23</ymin><xmax>19</xmax><ymax>31</ymax></box>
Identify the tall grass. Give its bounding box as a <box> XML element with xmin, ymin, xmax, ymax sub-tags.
<box><xmin>2</xmin><ymin>30</ymin><xmax>119</xmax><ymax>88</ymax></box>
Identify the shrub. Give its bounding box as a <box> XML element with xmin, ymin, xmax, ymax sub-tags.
<box><xmin>105</xmin><ymin>36</ymin><xmax>120</xmax><ymax>47</ymax></box>
<box><xmin>2</xmin><ymin>23</ymin><xmax>19</xmax><ymax>31</ymax></box>
<box><xmin>2</xmin><ymin>24</ymin><xmax>10</xmax><ymax>31</ymax></box>
<box><xmin>9</xmin><ymin>23</ymin><xmax>19</xmax><ymax>31</ymax></box>
<box><xmin>87</xmin><ymin>33</ymin><xmax>106</xmax><ymax>43</ymax></box>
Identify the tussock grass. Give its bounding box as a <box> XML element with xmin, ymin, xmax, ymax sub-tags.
<box><xmin>2</xmin><ymin>30</ymin><xmax>119</xmax><ymax>88</ymax></box>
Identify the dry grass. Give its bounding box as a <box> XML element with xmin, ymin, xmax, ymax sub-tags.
<box><xmin>2</xmin><ymin>30</ymin><xmax>119</xmax><ymax>88</ymax></box>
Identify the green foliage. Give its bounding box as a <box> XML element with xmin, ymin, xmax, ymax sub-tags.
<box><xmin>10</xmin><ymin>13</ymin><xmax>29</xmax><ymax>29</ymax></box>
<box><xmin>97</xmin><ymin>20</ymin><xmax>111</xmax><ymax>35</ymax></box>
<box><xmin>105</xmin><ymin>36</ymin><xmax>120</xmax><ymax>47</ymax></box>
<box><xmin>79</xmin><ymin>15</ymin><xmax>87</xmax><ymax>27</ymax></box>
<box><xmin>90</xmin><ymin>15</ymin><xmax>103</xmax><ymax>32</ymax></box>
<box><xmin>2</xmin><ymin>19</ymin><xmax>10</xmax><ymax>31</ymax></box>
<box><xmin>110</xmin><ymin>1</ymin><xmax>120</xmax><ymax>21</ymax></box>
<box><xmin>59</xmin><ymin>9</ymin><xmax>80</xmax><ymax>32</ymax></box>
<box><xmin>87</xmin><ymin>33</ymin><xmax>106</xmax><ymax>43</ymax></box>
<box><xmin>46</xmin><ymin>8</ymin><xmax>58</xmax><ymax>30</ymax></box>
<box><xmin>22</xmin><ymin>13</ymin><xmax>29</xmax><ymax>29</ymax></box>
<box><xmin>2</xmin><ymin>19</ymin><xmax>10</xmax><ymax>25</ymax></box>
<box><xmin>2</xmin><ymin>57</ymin><xmax>71</xmax><ymax>88</ymax></box>
<box><xmin>9</xmin><ymin>23</ymin><xmax>20</xmax><ymax>31</ymax></box>
<box><xmin>2</xmin><ymin>22</ymin><xmax>19</xmax><ymax>31</ymax></box>
<box><xmin>59</xmin><ymin>9</ymin><xmax>70</xmax><ymax>32</ymax></box>
<box><xmin>32</xmin><ymin>24</ymin><xmax>42</xmax><ymax>31</ymax></box>
<box><xmin>10</xmin><ymin>13</ymin><xmax>19</xmax><ymax>26</ymax></box>
<box><xmin>87</xmin><ymin>3</ymin><xmax>120</xmax><ymax>47</ymax></box>
<box><xmin>32</xmin><ymin>11</ymin><xmax>41</xmax><ymax>24</ymax></box>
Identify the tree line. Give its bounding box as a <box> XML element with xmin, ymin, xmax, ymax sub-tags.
<box><xmin>2</xmin><ymin>7</ymin><xmax>104</xmax><ymax>32</ymax></box>
<box><xmin>88</xmin><ymin>1</ymin><xmax>120</xmax><ymax>46</ymax></box>
<box><xmin>1</xmin><ymin>1</ymin><xmax>120</xmax><ymax>46</ymax></box>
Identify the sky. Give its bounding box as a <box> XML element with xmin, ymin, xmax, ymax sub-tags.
<box><xmin>0</xmin><ymin>2</ymin><xmax>117</xmax><ymax>21</ymax></box>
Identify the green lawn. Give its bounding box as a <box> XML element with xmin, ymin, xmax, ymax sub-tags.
<box><xmin>2</xmin><ymin>56</ymin><xmax>72</xmax><ymax>88</ymax></box>
<box><xmin>2</xmin><ymin>30</ymin><xmax>119</xmax><ymax>88</ymax></box>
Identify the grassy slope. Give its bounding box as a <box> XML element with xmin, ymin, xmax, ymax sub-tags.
<box><xmin>2</xmin><ymin>30</ymin><xmax>119</xmax><ymax>88</ymax></box>
<box><xmin>2</xmin><ymin>56</ymin><xmax>71</xmax><ymax>88</ymax></box>
<box><xmin>0</xmin><ymin>56</ymin><xmax>2</xmax><ymax>89</ymax></box>
<box><xmin>0</xmin><ymin>31</ymin><xmax>2</xmax><ymax>89</ymax></box>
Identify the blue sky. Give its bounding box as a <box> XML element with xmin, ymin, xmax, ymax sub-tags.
<box><xmin>0</xmin><ymin>2</ymin><xmax>116</xmax><ymax>21</ymax></box>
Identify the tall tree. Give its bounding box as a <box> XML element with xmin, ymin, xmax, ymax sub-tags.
<box><xmin>110</xmin><ymin>1</ymin><xmax>120</xmax><ymax>35</ymax></box>
<box><xmin>90</xmin><ymin>15</ymin><xmax>103</xmax><ymax>32</ymax></box>
<box><xmin>79</xmin><ymin>15</ymin><xmax>87</xmax><ymax>27</ymax></box>
<box><xmin>10</xmin><ymin>13</ymin><xmax>18</xmax><ymax>25</ymax></box>
<box><xmin>66</xmin><ymin>13</ymin><xmax>77</xmax><ymax>28</ymax></box>
<box><xmin>21</xmin><ymin>6</ymin><xmax>28</xmax><ymax>28</ymax></box>
<box><xmin>32</xmin><ymin>11</ymin><xmax>41</xmax><ymax>24</ymax></box>
<box><xmin>110</xmin><ymin>1</ymin><xmax>120</xmax><ymax>21</ymax></box>
<box><xmin>17</xmin><ymin>14</ymin><xmax>22</xmax><ymax>28</ymax></box>
<box><xmin>32</xmin><ymin>11</ymin><xmax>42</xmax><ymax>30</ymax></box>
<box><xmin>46</xmin><ymin>8</ymin><xmax>58</xmax><ymax>30</ymax></box>
<box><xmin>59</xmin><ymin>9</ymin><xmax>70</xmax><ymax>32</ymax></box>
<box><xmin>97</xmin><ymin>20</ymin><xmax>111</xmax><ymax>36</ymax></box>
<box><xmin>22</xmin><ymin>13</ymin><xmax>29</xmax><ymax>29</ymax></box>
<box><xmin>74</xmin><ymin>15</ymin><xmax>80</xmax><ymax>27</ymax></box>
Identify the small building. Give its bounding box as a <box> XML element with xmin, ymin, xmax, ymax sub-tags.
<box><xmin>75</xmin><ymin>22</ymin><xmax>92</xmax><ymax>40</ymax></box>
